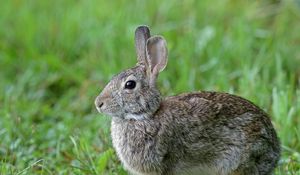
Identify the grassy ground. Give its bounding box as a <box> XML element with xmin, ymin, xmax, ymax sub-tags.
<box><xmin>0</xmin><ymin>0</ymin><xmax>299</xmax><ymax>174</ymax></box>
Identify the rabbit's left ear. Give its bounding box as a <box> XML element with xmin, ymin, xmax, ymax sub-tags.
<box><xmin>135</xmin><ymin>26</ymin><xmax>151</xmax><ymax>66</ymax></box>
<box><xmin>146</xmin><ymin>36</ymin><xmax>168</xmax><ymax>86</ymax></box>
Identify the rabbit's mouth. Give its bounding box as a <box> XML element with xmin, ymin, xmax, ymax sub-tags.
<box><xmin>96</xmin><ymin>105</ymin><xmax>105</xmax><ymax>114</ymax></box>
<box><xmin>97</xmin><ymin>108</ymin><xmax>124</xmax><ymax>119</ymax></box>
<box><xmin>95</xmin><ymin>96</ymin><xmax>123</xmax><ymax>117</ymax></box>
<box><xmin>96</xmin><ymin>103</ymin><xmax>122</xmax><ymax>117</ymax></box>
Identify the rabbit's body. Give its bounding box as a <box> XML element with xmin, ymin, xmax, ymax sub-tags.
<box><xmin>111</xmin><ymin>92</ymin><xmax>280</xmax><ymax>175</ymax></box>
<box><xmin>95</xmin><ymin>26</ymin><xmax>280</xmax><ymax>175</ymax></box>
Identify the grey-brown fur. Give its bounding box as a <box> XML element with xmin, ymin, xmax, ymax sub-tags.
<box><xmin>95</xmin><ymin>26</ymin><xmax>280</xmax><ymax>175</ymax></box>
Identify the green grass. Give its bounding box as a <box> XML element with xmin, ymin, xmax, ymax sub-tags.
<box><xmin>0</xmin><ymin>0</ymin><xmax>299</xmax><ymax>174</ymax></box>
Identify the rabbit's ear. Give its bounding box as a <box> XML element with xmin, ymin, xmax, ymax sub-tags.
<box><xmin>135</xmin><ymin>26</ymin><xmax>151</xmax><ymax>66</ymax></box>
<box><xmin>146</xmin><ymin>36</ymin><xmax>168</xmax><ymax>85</ymax></box>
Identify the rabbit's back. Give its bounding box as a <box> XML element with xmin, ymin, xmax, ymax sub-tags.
<box><xmin>164</xmin><ymin>91</ymin><xmax>280</xmax><ymax>174</ymax></box>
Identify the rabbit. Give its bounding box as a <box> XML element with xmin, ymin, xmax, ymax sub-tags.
<box><xmin>94</xmin><ymin>26</ymin><xmax>280</xmax><ymax>175</ymax></box>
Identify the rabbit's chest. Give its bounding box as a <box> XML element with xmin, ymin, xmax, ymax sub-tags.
<box><xmin>111</xmin><ymin>120</ymin><xmax>160</xmax><ymax>168</ymax></box>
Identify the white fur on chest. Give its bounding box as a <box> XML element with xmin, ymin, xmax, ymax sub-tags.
<box><xmin>124</xmin><ymin>113</ymin><xmax>146</xmax><ymax>120</ymax></box>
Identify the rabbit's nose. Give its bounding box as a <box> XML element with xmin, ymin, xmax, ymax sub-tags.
<box><xmin>98</xmin><ymin>102</ymin><xmax>104</xmax><ymax>108</ymax></box>
<box><xmin>95</xmin><ymin>96</ymin><xmax>105</xmax><ymax>112</ymax></box>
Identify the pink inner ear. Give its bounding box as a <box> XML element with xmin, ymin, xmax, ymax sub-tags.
<box><xmin>147</xmin><ymin>37</ymin><xmax>167</xmax><ymax>72</ymax></box>
<box><xmin>146</xmin><ymin>36</ymin><xmax>168</xmax><ymax>87</ymax></box>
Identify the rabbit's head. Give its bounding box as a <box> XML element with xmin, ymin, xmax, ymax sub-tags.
<box><xmin>95</xmin><ymin>26</ymin><xmax>168</xmax><ymax>119</ymax></box>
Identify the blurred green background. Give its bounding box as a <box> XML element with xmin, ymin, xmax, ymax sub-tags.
<box><xmin>0</xmin><ymin>0</ymin><xmax>300</xmax><ymax>174</ymax></box>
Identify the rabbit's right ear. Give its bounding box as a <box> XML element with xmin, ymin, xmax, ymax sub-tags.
<box><xmin>135</xmin><ymin>26</ymin><xmax>151</xmax><ymax>66</ymax></box>
<box><xmin>146</xmin><ymin>36</ymin><xmax>168</xmax><ymax>86</ymax></box>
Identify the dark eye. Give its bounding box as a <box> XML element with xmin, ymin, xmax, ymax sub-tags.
<box><xmin>125</xmin><ymin>80</ymin><xmax>136</xmax><ymax>89</ymax></box>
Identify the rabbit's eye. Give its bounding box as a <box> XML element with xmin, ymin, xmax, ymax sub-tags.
<box><xmin>125</xmin><ymin>80</ymin><xmax>136</xmax><ymax>89</ymax></box>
